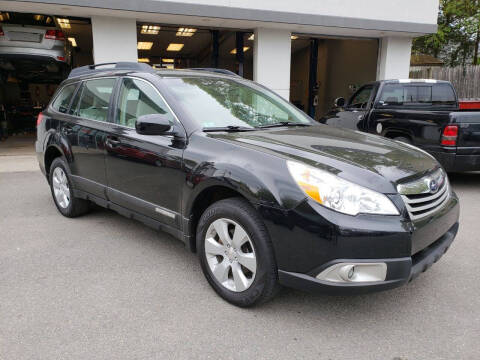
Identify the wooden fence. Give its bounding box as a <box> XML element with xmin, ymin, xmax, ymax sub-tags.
<box><xmin>410</xmin><ymin>65</ymin><xmax>480</xmax><ymax>100</ymax></box>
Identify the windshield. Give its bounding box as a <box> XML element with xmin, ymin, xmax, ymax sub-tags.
<box><xmin>162</xmin><ymin>76</ymin><xmax>313</xmax><ymax>128</ymax></box>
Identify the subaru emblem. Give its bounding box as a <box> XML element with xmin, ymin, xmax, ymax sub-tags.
<box><xmin>429</xmin><ymin>179</ymin><xmax>439</xmax><ymax>193</ymax></box>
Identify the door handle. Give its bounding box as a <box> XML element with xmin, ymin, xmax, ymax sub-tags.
<box><xmin>63</xmin><ymin>126</ymin><xmax>73</xmax><ymax>135</ymax></box>
<box><xmin>106</xmin><ymin>136</ymin><xmax>121</xmax><ymax>147</ymax></box>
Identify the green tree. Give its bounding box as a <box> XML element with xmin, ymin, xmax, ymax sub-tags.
<box><xmin>413</xmin><ymin>0</ymin><xmax>480</xmax><ymax>66</ymax></box>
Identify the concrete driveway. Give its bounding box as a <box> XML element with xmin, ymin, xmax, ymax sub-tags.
<box><xmin>1</xmin><ymin>137</ymin><xmax>479</xmax><ymax>359</ymax></box>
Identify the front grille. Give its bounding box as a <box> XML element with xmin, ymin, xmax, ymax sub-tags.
<box><xmin>398</xmin><ymin>168</ymin><xmax>450</xmax><ymax>221</ymax></box>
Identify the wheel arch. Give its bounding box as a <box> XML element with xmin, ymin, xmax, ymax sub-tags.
<box><xmin>43</xmin><ymin>127</ymin><xmax>74</xmax><ymax>178</ymax></box>
<box><xmin>185</xmin><ymin>182</ymin><xmax>252</xmax><ymax>253</ymax></box>
<box><xmin>383</xmin><ymin>128</ymin><xmax>414</xmax><ymax>142</ymax></box>
<box><xmin>44</xmin><ymin>144</ymin><xmax>65</xmax><ymax>178</ymax></box>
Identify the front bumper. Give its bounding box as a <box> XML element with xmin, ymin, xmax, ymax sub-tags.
<box><xmin>277</xmin><ymin>222</ymin><xmax>458</xmax><ymax>295</ymax></box>
<box><xmin>260</xmin><ymin>191</ymin><xmax>459</xmax><ymax>295</ymax></box>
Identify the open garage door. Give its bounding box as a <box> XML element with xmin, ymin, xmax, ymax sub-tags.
<box><xmin>0</xmin><ymin>11</ymin><xmax>92</xmax><ymax>141</ymax></box>
<box><xmin>136</xmin><ymin>23</ymin><xmax>253</xmax><ymax>79</ymax></box>
<box><xmin>290</xmin><ymin>35</ymin><xmax>378</xmax><ymax>120</ymax></box>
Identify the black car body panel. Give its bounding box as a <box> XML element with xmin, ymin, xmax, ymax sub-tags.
<box><xmin>320</xmin><ymin>79</ymin><xmax>480</xmax><ymax>172</ymax></box>
<box><xmin>206</xmin><ymin>125</ymin><xmax>440</xmax><ymax>193</ymax></box>
<box><xmin>36</xmin><ymin>66</ymin><xmax>460</xmax><ymax>295</ymax></box>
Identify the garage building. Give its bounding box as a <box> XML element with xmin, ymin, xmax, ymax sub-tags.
<box><xmin>0</xmin><ymin>0</ymin><xmax>438</xmax><ymax>136</ymax></box>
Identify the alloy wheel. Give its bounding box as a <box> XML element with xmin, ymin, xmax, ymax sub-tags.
<box><xmin>52</xmin><ymin>167</ymin><xmax>70</xmax><ymax>209</ymax></box>
<box><xmin>204</xmin><ymin>218</ymin><xmax>257</xmax><ymax>292</ymax></box>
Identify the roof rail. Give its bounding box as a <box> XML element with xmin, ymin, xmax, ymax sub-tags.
<box><xmin>68</xmin><ymin>62</ymin><xmax>155</xmax><ymax>79</ymax></box>
<box><xmin>189</xmin><ymin>68</ymin><xmax>240</xmax><ymax>77</ymax></box>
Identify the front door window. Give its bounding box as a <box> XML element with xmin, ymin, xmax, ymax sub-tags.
<box><xmin>348</xmin><ymin>86</ymin><xmax>373</xmax><ymax>109</ymax></box>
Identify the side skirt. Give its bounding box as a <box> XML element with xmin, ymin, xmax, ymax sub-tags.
<box><xmin>73</xmin><ymin>189</ymin><xmax>186</xmax><ymax>244</ymax></box>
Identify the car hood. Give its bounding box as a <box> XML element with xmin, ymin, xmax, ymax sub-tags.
<box><xmin>207</xmin><ymin>124</ymin><xmax>440</xmax><ymax>194</ymax></box>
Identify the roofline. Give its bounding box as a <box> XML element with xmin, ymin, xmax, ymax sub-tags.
<box><xmin>15</xmin><ymin>0</ymin><xmax>437</xmax><ymax>35</ymax></box>
<box><xmin>379</xmin><ymin>79</ymin><xmax>451</xmax><ymax>84</ymax></box>
<box><xmin>67</xmin><ymin>63</ymin><xmax>242</xmax><ymax>81</ymax></box>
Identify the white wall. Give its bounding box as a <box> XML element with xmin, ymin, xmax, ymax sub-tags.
<box><xmin>151</xmin><ymin>0</ymin><xmax>439</xmax><ymax>25</ymax></box>
<box><xmin>253</xmin><ymin>28</ymin><xmax>291</xmax><ymax>99</ymax></box>
<box><xmin>376</xmin><ymin>37</ymin><xmax>413</xmax><ymax>80</ymax></box>
<box><xmin>91</xmin><ymin>16</ymin><xmax>137</xmax><ymax>64</ymax></box>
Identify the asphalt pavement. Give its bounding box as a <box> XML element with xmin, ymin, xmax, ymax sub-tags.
<box><xmin>1</xmin><ymin>137</ymin><xmax>479</xmax><ymax>360</ymax></box>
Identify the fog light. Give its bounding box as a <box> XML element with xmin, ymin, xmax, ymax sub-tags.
<box><xmin>339</xmin><ymin>264</ymin><xmax>355</xmax><ymax>281</ymax></box>
<box><xmin>316</xmin><ymin>262</ymin><xmax>387</xmax><ymax>283</ymax></box>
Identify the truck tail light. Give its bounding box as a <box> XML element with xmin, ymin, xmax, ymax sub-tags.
<box><xmin>36</xmin><ymin>113</ymin><xmax>45</xmax><ymax>127</ymax></box>
<box><xmin>441</xmin><ymin>125</ymin><xmax>458</xmax><ymax>146</ymax></box>
<box><xmin>45</xmin><ymin>29</ymin><xmax>65</xmax><ymax>41</ymax></box>
<box><xmin>0</xmin><ymin>26</ymin><xmax>4</xmax><ymax>36</ymax></box>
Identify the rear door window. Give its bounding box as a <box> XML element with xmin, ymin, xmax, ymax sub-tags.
<box><xmin>51</xmin><ymin>84</ymin><xmax>77</xmax><ymax>114</ymax></box>
<box><xmin>70</xmin><ymin>78</ymin><xmax>116</xmax><ymax>122</ymax></box>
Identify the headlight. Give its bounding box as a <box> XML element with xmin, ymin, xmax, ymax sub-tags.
<box><xmin>287</xmin><ymin>161</ymin><xmax>399</xmax><ymax>216</ymax></box>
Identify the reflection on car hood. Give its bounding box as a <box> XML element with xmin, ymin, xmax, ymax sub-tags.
<box><xmin>207</xmin><ymin>124</ymin><xmax>440</xmax><ymax>193</ymax></box>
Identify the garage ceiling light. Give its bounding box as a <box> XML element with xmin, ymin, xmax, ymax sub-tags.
<box><xmin>230</xmin><ymin>47</ymin><xmax>250</xmax><ymax>54</ymax></box>
<box><xmin>0</xmin><ymin>13</ymin><xmax>10</xmax><ymax>22</ymax></box>
<box><xmin>248</xmin><ymin>34</ymin><xmax>298</xmax><ymax>40</ymax></box>
<box><xmin>57</xmin><ymin>18</ymin><xmax>71</xmax><ymax>29</ymax></box>
<box><xmin>68</xmin><ymin>37</ymin><xmax>77</xmax><ymax>47</ymax></box>
<box><xmin>162</xmin><ymin>58</ymin><xmax>174</xmax><ymax>63</ymax></box>
<box><xmin>176</xmin><ymin>27</ymin><xmax>197</xmax><ymax>37</ymax></box>
<box><xmin>137</xmin><ymin>41</ymin><xmax>153</xmax><ymax>50</ymax></box>
<box><xmin>167</xmin><ymin>43</ymin><xmax>184</xmax><ymax>51</ymax></box>
<box><xmin>138</xmin><ymin>58</ymin><xmax>150</xmax><ymax>63</ymax></box>
<box><xmin>141</xmin><ymin>25</ymin><xmax>160</xmax><ymax>35</ymax></box>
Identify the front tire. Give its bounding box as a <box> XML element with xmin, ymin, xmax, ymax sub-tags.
<box><xmin>49</xmin><ymin>157</ymin><xmax>90</xmax><ymax>218</ymax></box>
<box><xmin>197</xmin><ymin>198</ymin><xmax>279</xmax><ymax>307</ymax></box>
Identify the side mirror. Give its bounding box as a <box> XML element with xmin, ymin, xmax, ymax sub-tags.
<box><xmin>334</xmin><ymin>97</ymin><xmax>345</xmax><ymax>108</ymax></box>
<box><xmin>135</xmin><ymin>114</ymin><xmax>172</xmax><ymax>135</ymax></box>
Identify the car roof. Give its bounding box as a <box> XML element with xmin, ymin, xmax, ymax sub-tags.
<box><xmin>66</xmin><ymin>62</ymin><xmax>240</xmax><ymax>82</ymax></box>
<box><xmin>380</xmin><ymin>79</ymin><xmax>451</xmax><ymax>85</ymax></box>
<box><xmin>359</xmin><ymin>79</ymin><xmax>452</xmax><ymax>88</ymax></box>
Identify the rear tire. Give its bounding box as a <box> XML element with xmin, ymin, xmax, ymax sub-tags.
<box><xmin>49</xmin><ymin>157</ymin><xmax>90</xmax><ymax>218</ymax></box>
<box><xmin>197</xmin><ymin>198</ymin><xmax>279</xmax><ymax>307</ymax></box>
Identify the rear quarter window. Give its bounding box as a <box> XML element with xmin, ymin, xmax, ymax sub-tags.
<box><xmin>432</xmin><ymin>83</ymin><xmax>456</xmax><ymax>105</ymax></box>
<box><xmin>51</xmin><ymin>84</ymin><xmax>77</xmax><ymax>114</ymax></box>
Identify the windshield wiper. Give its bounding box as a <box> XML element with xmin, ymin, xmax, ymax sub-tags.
<box><xmin>257</xmin><ymin>121</ymin><xmax>312</xmax><ymax>129</ymax></box>
<box><xmin>203</xmin><ymin>125</ymin><xmax>256</xmax><ymax>132</ymax></box>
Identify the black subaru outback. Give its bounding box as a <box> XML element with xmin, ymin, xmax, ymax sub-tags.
<box><xmin>36</xmin><ymin>63</ymin><xmax>459</xmax><ymax>307</ymax></box>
